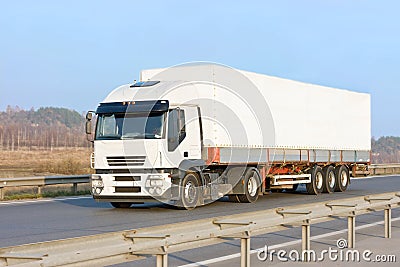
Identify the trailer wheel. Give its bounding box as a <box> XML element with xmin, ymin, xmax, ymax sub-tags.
<box><xmin>110</xmin><ymin>202</ymin><xmax>132</xmax><ymax>208</ymax></box>
<box><xmin>177</xmin><ymin>172</ymin><xmax>201</xmax><ymax>210</ymax></box>
<box><xmin>334</xmin><ymin>165</ymin><xmax>349</xmax><ymax>192</ymax></box>
<box><xmin>306</xmin><ymin>165</ymin><xmax>324</xmax><ymax>195</ymax></box>
<box><xmin>322</xmin><ymin>166</ymin><xmax>336</xmax><ymax>193</ymax></box>
<box><xmin>237</xmin><ymin>168</ymin><xmax>260</xmax><ymax>203</ymax></box>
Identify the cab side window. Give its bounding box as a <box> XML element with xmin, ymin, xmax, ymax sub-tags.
<box><xmin>167</xmin><ymin>109</ymin><xmax>186</xmax><ymax>151</ymax></box>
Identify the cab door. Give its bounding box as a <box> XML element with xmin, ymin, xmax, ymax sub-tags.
<box><xmin>161</xmin><ymin>106</ymin><xmax>202</xmax><ymax>168</ymax></box>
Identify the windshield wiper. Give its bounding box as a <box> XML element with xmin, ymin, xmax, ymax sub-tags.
<box><xmin>97</xmin><ymin>135</ymin><xmax>121</xmax><ymax>140</ymax></box>
<box><xmin>121</xmin><ymin>133</ymin><xmax>162</xmax><ymax>139</ymax></box>
<box><xmin>121</xmin><ymin>133</ymin><xmax>144</xmax><ymax>139</ymax></box>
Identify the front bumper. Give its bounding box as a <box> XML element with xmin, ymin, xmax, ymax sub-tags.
<box><xmin>91</xmin><ymin>172</ymin><xmax>174</xmax><ymax>202</ymax></box>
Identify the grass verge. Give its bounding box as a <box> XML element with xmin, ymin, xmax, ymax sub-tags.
<box><xmin>3</xmin><ymin>190</ymin><xmax>91</xmax><ymax>201</ymax></box>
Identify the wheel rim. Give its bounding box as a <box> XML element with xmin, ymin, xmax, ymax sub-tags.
<box><xmin>340</xmin><ymin>171</ymin><xmax>348</xmax><ymax>187</ymax></box>
<box><xmin>184</xmin><ymin>181</ymin><xmax>196</xmax><ymax>203</ymax></box>
<box><xmin>247</xmin><ymin>176</ymin><xmax>258</xmax><ymax>196</ymax></box>
<box><xmin>315</xmin><ymin>172</ymin><xmax>323</xmax><ymax>189</ymax></box>
<box><xmin>328</xmin><ymin>172</ymin><xmax>335</xmax><ymax>188</ymax></box>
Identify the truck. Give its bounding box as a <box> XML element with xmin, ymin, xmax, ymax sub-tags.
<box><xmin>86</xmin><ymin>63</ymin><xmax>371</xmax><ymax>209</ymax></box>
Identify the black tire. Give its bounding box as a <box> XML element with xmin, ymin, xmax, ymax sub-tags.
<box><xmin>322</xmin><ymin>166</ymin><xmax>336</xmax><ymax>193</ymax></box>
<box><xmin>237</xmin><ymin>168</ymin><xmax>261</xmax><ymax>203</ymax></box>
<box><xmin>334</xmin><ymin>165</ymin><xmax>349</xmax><ymax>192</ymax></box>
<box><xmin>110</xmin><ymin>202</ymin><xmax>132</xmax><ymax>208</ymax></box>
<box><xmin>306</xmin><ymin>165</ymin><xmax>324</xmax><ymax>195</ymax></box>
<box><xmin>228</xmin><ymin>194</ymin><xmax>241</xmax><ymax>203</ymax></box>
<box><xmin>177</xmin><ymin>172</ymin><xmax>201</xmax><ymax>210</ymax></box>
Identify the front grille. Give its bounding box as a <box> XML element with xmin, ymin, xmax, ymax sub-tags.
<box><xmin>114</xmin><ymin>176</ymin><xmax>141</xmax><ymax>182</ymax></box>
<box><xmin>115</xmin><ymin>186</ymin><xmax>141</xmax><ymax>193</ymax></box>
<box><xmin>107</xmin><ymin>156</ymin><xmax>146</xmax><ymax>166</ymax></box>
<box><xmin>96</xmin><ymin>169</ymin><xmax>169</xmax><ymax>174</ymax></box>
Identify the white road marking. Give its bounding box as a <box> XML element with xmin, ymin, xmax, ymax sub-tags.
<box><xmin>179</xmin><ymin>217</ymin><xmax>400</xmax><ymax>267</ymax></box>
<box><xmin>351</xmin><ymin>174</ymin><xmax>400</xmax><ymax>180</ymax></box>
<box><xmin>0</xmin><ymin>196</ymin><xmax>92</xmax><ymax>206</ymax></box>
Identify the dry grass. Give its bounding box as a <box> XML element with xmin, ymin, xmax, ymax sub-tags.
<box><xmin>0</xmin><ymin>147</ymin><xmax>93</xmax><ymax>178</ymax></box>
<box><xmin>34</xmin><ymin>157</ymin><xmax>89</xmax><ymax>175</ymax></box>
<box><xmin>3</xmin><ymin>184</ymin><xmax>91</xmax><ymax>200</ymax></box>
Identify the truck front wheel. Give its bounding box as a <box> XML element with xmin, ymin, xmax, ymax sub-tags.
<box><xmin>237</xmin><ymin>168</ymin><xmax>260</xmax><ymax>203</ymax></box>
<box><xmin>177</xmin><ymin>172</ymin><xmax>201</xmax><ymax>209</ymax></box>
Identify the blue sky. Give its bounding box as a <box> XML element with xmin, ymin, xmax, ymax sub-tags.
<box><xmin>0</xmin><ymin>0</ymin><xmax>399</xmax><ymax>137</ymax></box>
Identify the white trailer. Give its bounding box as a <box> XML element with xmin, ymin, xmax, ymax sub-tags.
<box><xmin>86</xmin><ymin>64</ymin><xmax>371</xmax><ymax>209</ymax></box>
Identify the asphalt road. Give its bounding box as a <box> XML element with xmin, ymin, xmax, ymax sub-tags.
<box><xmin>1</xmin><ymin>175</ymin><xmax>399</xmax><ymax>259</ymax></box>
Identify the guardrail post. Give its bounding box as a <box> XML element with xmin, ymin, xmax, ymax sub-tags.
<box><xmin>301</xmin><ymin>220</ymin><xmax>311</xmax><ymax>262</ymax></box>
<box><xmin>384</xmin><ymin>206</ymin><xmax>392</xmax><ymax>238</ymax></box>
<box><xmin>72</xmin><ymin>183</ymin><xmax>78</xmax><ymax>194</ymax></box>
<box><xmin>37</xmin><ymin>186</ymin><xmax>42</xmax><ymax>196</ymax></box>
<box><xmin>240</xmin><ymin>237</ymin><xmax>250</xmax><ymax>267</ymax></box>
<box><xmin>156</xmin><ymin>254</ymin><xmax>168</xmax><ymax>267</ymax></box>
<box><xmin>0</xmin><ymin>187</ymin><xmax>4</xmax><ymax>200</ymax></box>
<box><xmin>347</xmin><ymin>215</ymin><xmax>355</xmax><ymax>248</ymax></box>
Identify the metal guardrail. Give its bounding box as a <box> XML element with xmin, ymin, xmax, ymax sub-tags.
<box><xmin>369</xmin><ymin>163</ymin><xmax>400</xmax><ymax>175</ymax></box>
<box><xmin>0</xmin><ymin>191</ymin><xmax>399</xmax><ymax>267</ymax></box>
<box><xmin>0</xmin><ymin>175</ymin><xmax>90</xmax><ymax>200</ymax></box>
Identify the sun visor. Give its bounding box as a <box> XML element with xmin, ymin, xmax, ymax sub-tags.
<box><xmin>96</xmin><ymin>100</ymin><xmax>169</xmax><ymax>114</ymax></box>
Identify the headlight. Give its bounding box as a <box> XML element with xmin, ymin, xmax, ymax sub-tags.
<box><xmin>150</xmin><ymin>179</ymin><xmax>163</xmax><ymax>187</ymax></box>
<box><xmin>148</xmin><ymin>187</ymin><xmax>163</xmax><ymax>195</ymax></box>
<box><xmin>146</xmin><ymin>174</ymin><xmax>165</xmax><ymax>188</ymax></box>
<box><xmin>146</xmin><ymin>174</ymin><xmax>166</xmax><ymax>196</ymax></box>
<box><xmin>91</xmin><ymin>174</ymin><xmax>101</xmax><ymax>180</ymax></box>
<box><xmin>148</xmin><ymin>174</ymin><xmax>163</xmax><ymax>179</ymax></box>
<box><xmin>91</xmin><ymin>175</ymin><xmax>104</xmax><ymax>195</ymax></box>
<box><xmin>92</xmin><ymin>179</ymin><xmax>104</xmax><ymax>188</ymax></box>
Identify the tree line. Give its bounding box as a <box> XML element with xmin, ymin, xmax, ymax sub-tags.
<box><xmin>0</xmin><ymin>106</ymin><xmax>90</xmax><ymax>150</ymax></box>
<box><xmin>372</xmin><ymin>136</ymin><xmax>400</xmax><ymax>163</ymax></box>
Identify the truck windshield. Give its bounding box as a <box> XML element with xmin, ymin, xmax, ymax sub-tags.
<box><xmin>95</xmin><ymin>112</ymin><xmax>165</xmax><ymax>140</ymax></box>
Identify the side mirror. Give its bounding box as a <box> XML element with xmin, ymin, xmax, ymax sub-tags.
<box><xmin>85</xmin><ymin>111</ymin><xmax>95</xmax><ymax>141</ymax></box>
<box><xmin>85</xmin><ymin>120</ymin><xmax>92</xmax><ymax>135</ymax></box>
<box><xmin>86</xmin><ymin>112</ymin><xmax>93</xmax><ymax>120</ymax></box>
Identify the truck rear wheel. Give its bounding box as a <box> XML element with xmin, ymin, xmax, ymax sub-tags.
<box><xmin>237</xmin><ymin>168</ymin><xmax>260</xmax><ymax>203</ymax></box>
<box><xmin>110</xmin><ymin>202</ymin><xmax>132</xmax><ymax>208</ymax></box>
<box><xmin>177</xmin><ymin>172</ymin><xmax>201</xmax><ymax>210</ymax></box>
<box><xmin>306</xmin><ymin>165</ymin><xmax>324</xmax><ymax>195</ymax></box>
<box><xmin>322</xmin><ymin>166</ymin><xmax>336</xmax><ymax>193</ymax></box>
<box><xmin>334</xmin><ymin>165</ymin><xmax>349</xmax><ymax>192</ymax></box>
